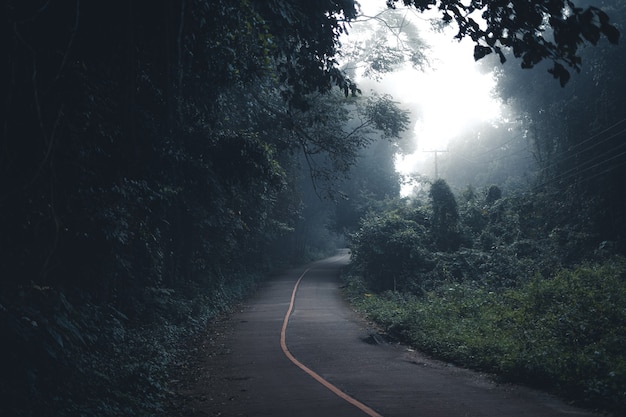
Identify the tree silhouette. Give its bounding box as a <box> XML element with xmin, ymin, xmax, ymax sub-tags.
<box><xmin>387</xmin><ymin>0</ymin><xmax>620</xmax><ymax>86</ymax></box>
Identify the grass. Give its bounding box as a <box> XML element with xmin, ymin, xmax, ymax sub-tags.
<box><xmin>343</xmin><ymin>258</ymin><xmax>626</xmax><ymax>414</ymax></box>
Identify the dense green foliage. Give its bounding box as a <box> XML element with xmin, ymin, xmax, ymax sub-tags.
<box><xmin>347</xmin><ymin>179</ymin><xmax>626</xmax><ymax>413</ymax></box>
<box><xmin>0</xmin><ymin>1</ymin><xmax>406</xmax><ymax>415</ymax></box>
<box><xmin>346</xmin><ymin>260</ymin><xmax>626</xmax><ymax>413</ymax></box>
<box><xmin>347</xmin><ymin>4</ymin><xmax>626</xmax><ymax>411</ymax></box>
<box><xmin>488</xmin><ymin>0</ymin><xmax>626</xmax><ymax>243</ymax></box>
<box><xmin>351</xmin><ymin>202</ymin><xmax>430</xmax><ymax>291</ymax></box>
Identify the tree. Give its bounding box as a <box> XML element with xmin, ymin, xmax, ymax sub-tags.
<box><xmin>436</xmin><ymin>119</ymin><xmax>537</xmax><ymax>191</ymax></box>
<box><xmin>340</xmin><ymin>5</ymin><xmax>431</xmax><ymax>80</ymax></box>
<box><xmin>387</xmin><ymin>0</ymin><xmax>620</xmax><ymax>86</ymax></box>
<box><xmin>0</xmin><ymin>0</ymin><xmax>623</xmax><ymax>413</ymax></box>
<box><xmin>274</xmin><ymin>90</ymin><xmax>411</xmax><ymax>198</ymax></box>
<box><xmin>254</xmin><ymin>0</ymin><xmax>360</xmax><ymax>105</ymax></box>
<box><xmin>332</xmin><ymin>138</ymin><xmax>403</xmax><ymax>234</ymax></box>
<box><xmin>429</xmin><ymin>178</ymin><xmax>461</xmax><ymax>251</ymax></box>
<box><xmin>490</xmin><ymin>1</ymin><xmax>626</xmax><ymax>246</ymax></box>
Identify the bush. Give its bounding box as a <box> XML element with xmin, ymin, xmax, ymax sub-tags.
<box><xmin>351</xmin><ymin>206</ymin><xmax>431</xmax><ymax>291</ymax></box>
<box><xmin>501</xmin><ymin>260</ymin><xmax>626</xmax><ymax>410</ymax></box>
<box><xmin>0</xmin><ymin>270</ymin><xmax>260</xmax><ymax>417</ymax></box>
<box><xmin>344</xmin><ymin>258</ymin><xmax>626</xmax><ymax>413</ymax></box>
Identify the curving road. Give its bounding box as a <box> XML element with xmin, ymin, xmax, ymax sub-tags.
<box><xmin>185</xmin><ymin>250</ymin><xmax>599</xmax><ymax>417</ymax></box>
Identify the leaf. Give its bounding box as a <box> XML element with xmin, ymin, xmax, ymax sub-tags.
<box><xmin>602</xmin><ymin>25</ymin><xmax>620</xmax><ymax>44</ymax></box>
<box><xmin>494</xmin><ymin>47</ymin><xmax>506</xmax><ymax>64</ymax></box>
<box><xmin>548</xmin><ymin>63</ymin><xmax>570</xmax><ymax>87</ymax></box>
<box><xmin>581</xmin><ymin>24</ymin><xmax>601</xmax><ymax>45</ymax></box>
<box><xmin>473</xmin><ymin>45</ymin><xmax>492</xmax><ymax>61</ymax></box>
<box><xmin>46</xmin><ymin>326</ymin><xmax>65</xmax><ymax>349</ymax></box>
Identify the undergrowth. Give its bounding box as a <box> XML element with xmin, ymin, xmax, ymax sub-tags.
<box><xmin>343</xmin><ymin>258</ymin><xmax>626</xmax><ymax>414</ymax></box>
<box><xmin>0</xmin><ymin>272</ymin><xmax>259</xmax><ymax>417</ymax></box>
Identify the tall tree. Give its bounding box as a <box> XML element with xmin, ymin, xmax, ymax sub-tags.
<box><xmin>490</xmin><ymin>0</ymin><xmax>626</xmax><ymax>245</ymax></box>
<box><xmin>430</xmin><ymin>178</ymin><xmax>461</xmax><ymax>251</ymax></box>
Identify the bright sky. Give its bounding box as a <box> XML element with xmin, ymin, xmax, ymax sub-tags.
<box><xmin>345</xmin><ymin>0</ymin><xmax>502</xmax><ymax>176</ymax></box>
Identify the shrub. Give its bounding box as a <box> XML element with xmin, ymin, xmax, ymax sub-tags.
<box><xmin>345</xmin><ymin>258</ymin><xmax>626</xmax><ymax>413</ymax></box>
<box><xmin>500</xmin><ymin>260</ymin><xmax>626</xmax><ymax>410</ymax></box>
<box><xmin>351</xmin><ymin>206</ymin><xmax>430</xmax><ymax>291</ymax></box>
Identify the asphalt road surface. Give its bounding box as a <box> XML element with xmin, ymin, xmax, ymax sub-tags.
<box><xmin>181</xmin><ymin>250</ymin><xmax>599</xmax><ymax>417</ymax></box>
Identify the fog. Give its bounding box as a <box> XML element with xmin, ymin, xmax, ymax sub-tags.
<box><xmin>342</xmin><ymin>0</ymin><xmax>606</xmax><ymax>194</ymax></box>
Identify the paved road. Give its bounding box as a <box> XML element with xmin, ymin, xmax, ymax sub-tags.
<box><xmin>185</xmin><ymin>251</ymin><xmax>599</xmax><ymax>416</ymax></box>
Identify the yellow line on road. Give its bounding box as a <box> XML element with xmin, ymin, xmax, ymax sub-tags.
<box><xmin>280</xmin><ymin>263</ymin><xmax>384</xmax><ymax>417</ymax></box>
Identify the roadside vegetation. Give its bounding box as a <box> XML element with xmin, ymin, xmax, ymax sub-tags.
<box><xmin>2</xmin><ymin>1</ymin><xmax>623</xmax><ymax>416</ymax></box>
<box><xmin>344</xmin><ymin>181</ymin><xmax>626</xmax><ymax>415</ymax></box>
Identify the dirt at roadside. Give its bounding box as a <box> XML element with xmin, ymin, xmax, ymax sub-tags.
<box><xmin>166</xmin><ymin>313</ymin><xmax>241</xmax><ymax>417</ymax></box>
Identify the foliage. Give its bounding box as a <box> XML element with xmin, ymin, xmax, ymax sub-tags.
<box><xmin>489</xmin><ymin>0</ymin><xmax>626</xmax><ymax>246</ymax></box>
<box><xmin>256</xmin><ymin>0</ymin><xmax>360</xmax><ymax>104</ymax></box>
<box><xmin>347</xmin><ymin>177</ymin><xmax>626</xmax><ymax>413</ymax></box>
<box><xmin>0</xmin><ymin>0</ymin><xmax>394</xmax><ymax>414</ymax></box>
<box><xmin>429</xmin><ymin>179</ymin><xmax>461</xmax><ymax>251</ymax></box>
<box><xmin>388</xmin><ymin>0</ymin><xmax>620</xmax><ymax>86</ymax></box>
<box><xmin>1</xmin><ymin>0</ymin><xmax>622</xmax><ymax>414</ymax></box>
<box><xmin>0</xmin><ymin>270</ymin><xmax>259</xmax><ymax>417</ymax></box>
<box><xmin>345</xmin><ymin>259</ymin><xmax>626</xmax><ymax>413</ymax></box>
<box><xmin>332</xmin><ymin>138</ymin><xmax>403</xmax><ymax>234</ymax></box>
<box><xmin>287</xmin><ymin>90</ymin><xmax>410</xmax><ymax>197</ymax></box>
<box><xmin>340</xmin><ymin>5</ymin><xmax>431</xmax><ymax>80</ymax></box>
<box><xmin>351</xmin><ymin>201</ymin><xmax>431</xmax><ymax>291</ymax></box>
<box><xmin>485</xmin><ymin>185</ymin><xmax>503</xmax><ymax>204</ymax></box>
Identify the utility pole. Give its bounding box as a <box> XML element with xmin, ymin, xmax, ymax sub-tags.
<box><xmin>423</xmin><ymin>149</ymin><xmax>448</xmax><ymax>178</ymax></box>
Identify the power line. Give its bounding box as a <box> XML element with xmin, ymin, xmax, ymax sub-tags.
<box><xmin>425</xmin><ymin>119</ymin><xmax>626</xmax><ymax>182</ymax></box>
<box><xmin>528</xmin><ymin>118</ymin><xmax>626</xmax><ymax>174</ymax></box>
<box><xmin>567</xmin><ymin>116</ymin><xmax>626</xmax><ymax>153</ymax></box>
<box><xmin>469</xmin><ymin>117</ymin><xmax>626</xmax><ymax>171</ymax></box>
<box><xmin>580</xmin><ymin>158</ymin><xmax>626</xmax><ymax>185</ymax></box>
<box><xmin>536</xmin><ymin>148</ymin><xmax>626</xmax><ymax>189</ymax></box>
<box><xmin>537</xmin><ymin>128</ymin><xmax>626</xmax><ymax>183</ymax></box>
<box><xmin>534</xmin><ymin>125</ymin><xmax>626</xmax><ymax>174</ymax></box>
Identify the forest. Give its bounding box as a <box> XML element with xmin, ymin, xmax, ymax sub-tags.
<box><xmin>1</xmin><ymin>0</ymin><xmax>624</xmax><ymax>416</ymax></box>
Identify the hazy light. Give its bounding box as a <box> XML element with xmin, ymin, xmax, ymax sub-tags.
<box><xmin>408</xmin><ymin>36</ymin><xmax>500</xmax><ymax>149</ymax></box>
<box><xmin>345</xmin><ymin>1</ymin><xmax>503</xmax><ymax>180</ymax></box>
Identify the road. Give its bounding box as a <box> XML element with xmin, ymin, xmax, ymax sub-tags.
<box><xmin>175</xmin><ymin>250</ymin><xmax>599</xmax><ymax>417</ymax></box>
